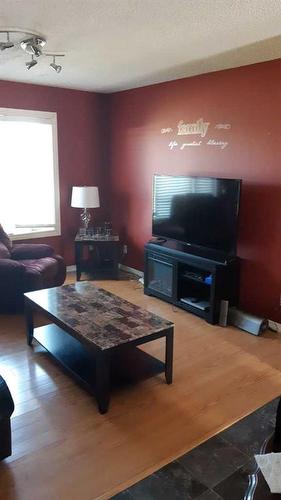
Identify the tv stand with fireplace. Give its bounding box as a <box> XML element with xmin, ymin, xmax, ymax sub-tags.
<box><xmin>144</xmin><ymin>240</ymin><xmax>239</xmax><ymax>325</ymax></box>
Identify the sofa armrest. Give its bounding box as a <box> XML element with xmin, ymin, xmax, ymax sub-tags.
<box><xmin>0</xmin><ymin>259</ymin><xmax>25</xmax><ymax>278</ymax></box>
<box><xmin>0</xmin><ymin>260</ymin><xmax>26</xmax><ymax>311</ymax></box>
<box><xmin>53</xmin><ymin>254</ymin><xmax>67</xmax><ymax>285</ymax></box>
<box><xmin>11</xmin><ymin>244</ymin><xmax>54</xmax><ymax>260</ymax></box>
<box><xmin>0</xmin><ymin>376</ymin><xmax>14</xmax><ymax>419</ymax></box>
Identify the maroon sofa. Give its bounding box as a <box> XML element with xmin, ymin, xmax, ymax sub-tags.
<box><xmin>0</xmin><ymin>225</ymin><xmax>66</xmax><ymax>312</ymax></box>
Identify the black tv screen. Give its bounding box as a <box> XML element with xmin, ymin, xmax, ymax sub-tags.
<box><xmin>152</xmin><ymin>175</ymin><xmax>241</xmax><ymax>256</ymax></box>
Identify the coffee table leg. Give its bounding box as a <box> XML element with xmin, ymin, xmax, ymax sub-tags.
<box><xmin>25</xmin><ymin>300</ymin><xmax>34</xmax><ymax>346</ymax></box>
<box><xmin>95</xmin><ymin>351</ymin><xmax>111</xmax><ymax>414</ymax></box>
<box><xmin>165</xmin><ymin>328</ymin><xmax>174</xmax><ymax>384</ymax></box>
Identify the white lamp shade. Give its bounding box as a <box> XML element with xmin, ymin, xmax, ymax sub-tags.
<box><xmin>71</xmin><ymin>186</ymin><xmax>100</xmax><ymax>208</ymax></box>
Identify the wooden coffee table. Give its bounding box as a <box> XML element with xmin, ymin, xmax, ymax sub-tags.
<box><xmin>24</xmin><ymin>282</ymin><xmax>174</xmax><ymax>414</ymax></box>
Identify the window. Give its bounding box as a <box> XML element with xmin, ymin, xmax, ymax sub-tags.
<box><xmin>0</xmin><ymin>108</ymin><xmax>61</xmax><ymax>240</ymax></box>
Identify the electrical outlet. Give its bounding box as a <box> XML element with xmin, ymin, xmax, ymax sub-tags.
<box><xmin>123</xmin><ymin>244</ymin><xmax>128</xmax><ymax>255</ymax></box>
<box><xmin>268</xmin><ymin>320</ymin><xmax>281</xmax><ymax>333</ymax></box>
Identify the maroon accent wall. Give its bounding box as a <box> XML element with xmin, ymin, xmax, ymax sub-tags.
<box><xmin>109</xmin><ymin>60</ymin><xmax>281</xmax><ymax>321</ymax></box>
<box><xmin>0</xmin><ymin>80</ymin><xmax>109</xmax><ymax>265</ymax></box>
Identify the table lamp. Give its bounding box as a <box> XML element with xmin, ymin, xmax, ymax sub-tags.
<box><xmin>71</xmin><ymin>186</ymin><xmax>100</xmax><ymax>230</ymax></box>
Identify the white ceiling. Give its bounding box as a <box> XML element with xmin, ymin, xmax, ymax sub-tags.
<box><xmin>1</xmin><ymin>0</ymin><xmax>281</xmax><ymax>93</ymax></box>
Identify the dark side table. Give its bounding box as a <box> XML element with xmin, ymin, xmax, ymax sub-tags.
<box><xmin>75</xmin><ymin>234</ymin><xmax>121</xmax><ymax>281</ymax></box>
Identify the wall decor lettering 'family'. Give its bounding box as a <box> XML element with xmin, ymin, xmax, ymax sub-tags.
<box><xmin>177</xmin><ymin>118</ymin><xmax>209</xmax><ymax>138</ymax></box>
<box><xmin>161</xmin><ymin>118</ymin><xmax>231</xmax><ymax>151</ymax></box>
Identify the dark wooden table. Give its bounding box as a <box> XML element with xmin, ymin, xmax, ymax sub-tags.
<box><xmin>24</xmin><ymin>282</ymin><xmax>174</xmax><ymax>414</ymax></box>
<box><xmin>75</xmin><ymin>235</ymin><xmax>121</xmax><ymax>281</ymax></box>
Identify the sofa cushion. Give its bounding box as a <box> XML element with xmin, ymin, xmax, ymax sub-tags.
<box><xmin>0</xmin><ymin>242</ymin><xmax>10</xmax><ymax>259</ymax></box>
<box><xmin>0</xmin><ymin>225</ymin><xmax>12</xmax><ymax>252</ymax></box>
<box><xmin>19</xmin><ymin>257</ymin><xmax>60</xmax><ymax>291</ymax></box>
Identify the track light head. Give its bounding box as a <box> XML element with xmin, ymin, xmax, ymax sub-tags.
<box><xmin>0</xmin><ymin>32</ymin><xmax>14</xmax><ymax>51</ymax></box>
<box><xmin>0</xmin><ymin>41</ymin><xmax>14</xmax><ymax>51</ymax></box>
<box><xmin>31</xmin><ymin>45</ymin><xmax>42</xmax><ymax>57</ymax></box>
<box><xmin>50</xmin><ymin>56</ymin><xmax>62</xmax><ymax>73</ymax></box>
<box><xmin>26</xmin><ymin>55</ymin><xmax>37</xmax><ymax>70</ymax></box>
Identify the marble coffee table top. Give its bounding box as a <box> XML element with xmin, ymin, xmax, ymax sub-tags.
<box><xmin>25</xmin><ymin>282</ymin><xmax>173</xmax><ymax>350</ymax></box>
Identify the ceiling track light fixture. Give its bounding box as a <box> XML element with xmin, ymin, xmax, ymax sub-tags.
<box><xmin>0</xmin><ymin>29</ymin><xmax>65</xmax><ymax>73</ymax></box>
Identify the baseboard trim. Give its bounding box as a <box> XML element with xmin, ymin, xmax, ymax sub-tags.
<box><xmin>119</xmin><ymin>264</ymin><xmax>143</xmax><ymax>278</ymax></box>
<box><xmin>67</xmin><ymin>264</ymin><xmax>143</xmax><ymax>278</ymax></box>
<box><xmin>67</xmin><ymin>265</ymin><xmax>76</xmax><ymax>272</ymax></box>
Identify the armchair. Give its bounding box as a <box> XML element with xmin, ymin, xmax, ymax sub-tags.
<box><xmin>0</xmin><ymin>375</ymin><xmax>14</xmax><ymax>460</ymax></box>
<box><xmin>0</xmin><ymin>225</ymin><xmax>66</xmax><ymax>312</ymax></box>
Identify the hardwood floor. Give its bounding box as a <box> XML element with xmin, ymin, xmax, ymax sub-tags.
<box><xmin>1</xmin><ymin>276</ymin><xmax>281</xmax><ymax>499</ymax></box>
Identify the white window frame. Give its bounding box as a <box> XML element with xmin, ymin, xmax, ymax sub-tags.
<box><xmin>0</xmin><ymin>107</ymin><xmax>61</xmax><ymax>240</ymax></box>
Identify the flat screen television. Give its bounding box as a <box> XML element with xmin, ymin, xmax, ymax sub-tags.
<box><xmin>152</xmin><ymin>175</ymin><xmax>241</xmax><ymax>258</ymax></box>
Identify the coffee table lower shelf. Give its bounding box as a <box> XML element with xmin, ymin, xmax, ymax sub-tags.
<box><xmin>33</xmin><ymin>324</ymin><xmax>165</xmax><ymax>402</ymax></box>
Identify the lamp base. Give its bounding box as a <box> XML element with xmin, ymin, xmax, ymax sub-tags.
<box><xmin>80</xmin><ymin>208</ymin><xmax>91</xmax><ymax>230</ymax></box>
